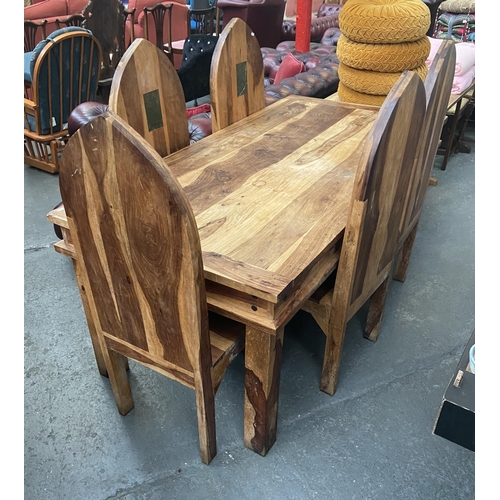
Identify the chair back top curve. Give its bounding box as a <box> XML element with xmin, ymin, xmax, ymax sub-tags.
<box><xmin>24</xmin><ymin>19</ymin><xmax>47</xmax><ymax>52</ymax></box>
<box><xmin>55</xmin><ymin>13</ymin><xmax>86</xmax><ymax>30</ymax></box>
<box><xmin>400</xmin><ymin>40</ymin><xmax>456</xmax><ymax>238</ymax></box>
<box><xmin>28</xmin><ymin>28</ymin><xmax>102</xmax><ymax>136</ymax></box>
<box><xmin>335</xmin><ymin>71</ymin><xmax>427</xmax><ymax>320</ymax></box>
<box><xmin>59</xmin><ymin>111</ymin><xmax>212</xmax><ymax>384</ymax></box>
<box><xmin>209</xmin><ymin>18</ymin><xmax>265</xmax><ymax>133</ymax></box>
<box><xmin>108</xmin><ymin>38</ymin><xmax>190</xmax><ymax>157</ymax></box>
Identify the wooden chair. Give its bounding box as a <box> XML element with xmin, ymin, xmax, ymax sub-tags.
<box><xmin>24</xmin><ymin>28</ymin><xmax>102</xmax><ymax>173</ymax></box>
<box><xmin>393</xmin><ymin>40</ymin><xmax>456</xmax><ymax>282</ymax></box>
<box><xmin>108</xmin><ymin>37</ymin><xmax>190</xmax><ymax>157</ymax></box>
<box><xmin>190</xmin><ymin>6</ymin><xmax>219</xmax><ymax>35</ymax></box>
<box><xmin>54</xmin><ymin>13</ymin><xmax>85</xmax><ymax>29</ymax></box>
<box><xmin>58</xmin><ymin>110</ymin><xmax>245</xmax><ymax>465</ymax></box>
<box><xmin>24</xmin><ymin>20</ymin><xmax>47</xmax><ymax>52</ymax></box>
<box><xmin>82</xmin><ymin>0</ymin><xmax>136</xmax><ymax>103</ymax></box>
<box><xmin>210</xmin><ymin>18</ymin><xmax>265</xmax><ymax>133</ymax></box>
<box><xmin>143</xmin><ymin>3</ymin><xmax>174</xmax><ymax>63</ymax></box>
<box><xmin>301</xmin><ymin>70</ymin><xmax>427</xmax><ymax>396</ymax></box>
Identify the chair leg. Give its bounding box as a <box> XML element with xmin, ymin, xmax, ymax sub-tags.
<box><xmin>194</xmin><ymin>381</ymin><xmax>217</xmax><ymax>465</ymax></box>
<box><xmin>393</xmin><ymin>224</ymin><xmax>418</xmax><ymax>283</ymax></box>
<box><xmin>320</xmin><ymin>309</ymin><xmax>348</xmax><ymax>397</ymax></box>
<box><xmin>104</xmin><ymin>346</ymin><xmax>134</xmax><ymax>416</ymax></box>
<box><xmin>364</xmin><ymin>276</ymin><xmax>390</xmax><ymax>342</ymax></box>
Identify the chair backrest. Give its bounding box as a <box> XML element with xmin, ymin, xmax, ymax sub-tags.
<box><xmin>334</xmin><ymin>71</ymin><xmax>426</xmax><ymax>321</ymax></box>
<box><xmin>399</xmin><ymin>39</ymin><xmax>456</xmax><ymax>240</ymax></box>
<box><xmin>177</xmin><ymin>34</ymin><xmax>219</xmax><ymax>103</ymax></box>
<box><xmin>28</xmin><ymin>27</ymin><xmax>102</xmax><ymax>135</ymax></box>
<box><xmin>58</xmin><ymin>110</ymin><xmax>212</xmax><ymax>388</ymax></box>
<box><xmin>55</xmin><ymin>13</ymin><xmax>86</xmax><ymax>30</ymax></box>
<box><xmin>83</xmin><ymin>0</ymin><xmax>128</xmax><ymax>80</ymax></box>
<box><xmin>210</xmin><ymin>18</ymin><xmax>265</xmax><ymax>133</ymax></box>
<box><xmin>190</xmin><ymin>7</ymin><xmax>219</xmax><ymax>35</ymax></box>
<box><xmin>144</xmin><ymin>3</ymin><xmax>173</xmax><ymax>62</ymax></box>
<box><xmin>24</xmin><ymin>20</ymin><xmax>47</xmax><ymax>52</ymax></box>
<box><xmin>108</xmin><ymin>38</ymin><xmax>190</xmax><ymax>157</ymax></box>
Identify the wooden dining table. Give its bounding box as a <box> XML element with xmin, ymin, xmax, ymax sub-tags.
<box><xmin>47</xmin><ymin>95</ymin><xmax>380</xmax><ymax>456</ymax></box>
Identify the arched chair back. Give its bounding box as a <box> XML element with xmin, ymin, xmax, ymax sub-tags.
<box><xmin>209</xmin><ymin>18</ymin><xmax>264</xmax><ymax>133</ymax></box>
<box><xmin>58</xmin><ymin>110</ymin><xmax>245</xmax><ymax>464</ymax></box>
<box><xmin>108</xmin><ymin>38</ymin><xmax>190</xmax><ymax>157</ymax></box>
<box><xmin>394</xmin><ymin>40</ymin><xmax>456</xmax><ymax>282</ymax></box>
<box><xmin>302</xmin><ymin>71</ymin><xmax>427</xmax><ymax>396</ymax></box>
<box><xmin>24</xmin><ymin>27</ymin><xmax>102</xmax><ymax>173</ymax></box>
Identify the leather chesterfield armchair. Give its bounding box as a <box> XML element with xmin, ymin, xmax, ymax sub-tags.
<box><xmin>217</xmin><ymin>0</ymin><xmax>286</xmax><ymax>49</ymax></box>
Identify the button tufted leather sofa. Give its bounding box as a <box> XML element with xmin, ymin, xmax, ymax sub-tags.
<box><xmin>280</xmin><ymin>2</ymin><xmax>343</xmax><ymax>43</ymax></box>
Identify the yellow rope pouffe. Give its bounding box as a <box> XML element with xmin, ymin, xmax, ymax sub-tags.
<box><xmin>339</xmin><ymin>0</ymin><xmax>430</xmax><ymax>44</ymax></box>
<box><xmin>337</xmin><ymin>82</ymin><xmax>387</xmax><ymax>107</ymax></box>
<box><xmin>338</xmin><ymin>62</ymin><xmax>428</xmax><ymax>95</ymax></box>
<box><xmin>336</xmin><ymin>34</ymin><xmax>431</xmax><ymax>73</ymax></box>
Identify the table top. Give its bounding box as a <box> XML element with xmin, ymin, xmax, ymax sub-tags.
<box><xmin>48</xmin><ymin>95</ymin><xmax>379</xmax><ymax>327</ymax></box>
<box><xmin>163</xmin><ymin>96</ymin><xmax>378</xmax><ymax>298</ymax></box>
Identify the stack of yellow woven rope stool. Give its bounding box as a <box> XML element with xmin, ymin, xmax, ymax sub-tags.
<box><xmin>336</xmin><ymin>0</ymin><xmax>431</xmax><ymax>106</ymax></box>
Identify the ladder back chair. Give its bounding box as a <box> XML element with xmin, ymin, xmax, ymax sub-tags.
<box><xmin>58</xmin><ymin>110</ymin><xmax>245</xmax><ymax>465</ymax></box>
<box><xmin>209</xmin><ymin>18</ymin><xmax>265</xmax><ymax>133</ymax></box>
<box><xmin>301</xmin><ymin>71</ymin><xmax>427</xmax><ymax>396</ymax></box>
<box><xmin>393</xmin><ymin>40</ymin><xmax>456</xmax><ymax>282</ymax></box>
<box><xmin>143</xmin><ymin>2</ymin><xmax>174</xmax><ymax>63</ymax></box>
<box><xmin>24</xmin><ymin>27</ymin><xmax>102</xmax><ymax>173</ymax></box>
<box><xmin>108</xmin><ymin>37</ymin><xmax>190</xmax><ymax>157</ymax></box>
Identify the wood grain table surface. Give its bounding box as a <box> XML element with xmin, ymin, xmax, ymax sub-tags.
<box><xmin>48</xmin><ymin>95</ymin><xmax>380</xmax><ymax>456</ymax></box>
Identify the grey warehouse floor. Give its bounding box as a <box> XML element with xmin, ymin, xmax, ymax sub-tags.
<box><xmin>24</xmin><ymin>128</ymin><xmax>478</xmax><ymax>499</ymax></box>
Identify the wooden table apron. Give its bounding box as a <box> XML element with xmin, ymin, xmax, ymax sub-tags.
<box><xmin>52</xmin><ymin>96</ymin><xmax>379</xmax><ymax>456</ymax></box>
<box><xmin>162</xmin><ymin>96</ymin><xmax>378</xmax><ymax>455</ymax></box>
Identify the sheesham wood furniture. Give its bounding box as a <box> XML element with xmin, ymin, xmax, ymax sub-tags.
<box><xmin>108</xmin><ymin>38</ymin><xmax>190</xmax><ymax>157</ymax></box>
<box><xmin>210</xmin><ymin>18</ymin><xmax>265</xmax><ymax>133</ymax></box>
<box><xmin>300</xmin><ymin>71</ymin><xmax>427</xmax><ymax>396</ymax></box>
<box><xmin>325</xmin><ymin>41</ymin><xmax>456</xmax><ymax>285</ymax></box>
<box><xmin>24</xmin><ymin>28</ymin><xmax>102</xmax><ymax>173</ymax></box>
<box><xmin>144</xmin><ymin>2</ymin><xmax>174</xmax><ymax>63</ymax></box>
<box><xmin>52</xmin><ymin>37</ymin><xmax>192</xmax><ymax>377</ymax></box>
<box><xmin>58</xmin><ymin>110</ymin><xmax>246</xmax><ymax>465</ymax></box>
<box><xmin>393</xmin><ymin>40</ymin><xmax>456</xmax><ymax>282</ymax></box>
<box><xmin>50</xmin><ymin>93</ymin><xmax>382</xmax><ymax>455</ymax></box>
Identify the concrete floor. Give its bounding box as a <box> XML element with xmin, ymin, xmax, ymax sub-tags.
<box><xmin>24</xmin><ymin>131</ymin><xmax>475</xmax><ymax>499</ymax></box>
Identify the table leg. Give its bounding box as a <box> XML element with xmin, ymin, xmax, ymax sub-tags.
<box><xmin>243</xmin><ymin>325</ymin><xmax>284</xmax><ymax>456</ymax></box>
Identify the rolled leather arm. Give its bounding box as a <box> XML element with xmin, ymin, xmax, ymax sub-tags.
<box><xmin>280</xmin><ymin>14</ymin><xmax>341</xmax><ymax>43</ymax></box>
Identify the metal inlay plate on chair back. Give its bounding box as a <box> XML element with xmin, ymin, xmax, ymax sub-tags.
<box><xmin>210</xmin><ymin>18</ymin><xmax>265</xmax><ymax>133</ymax></box>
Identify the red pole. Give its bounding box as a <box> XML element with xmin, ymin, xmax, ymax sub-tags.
<box><xmin>295</xmin><ymin>0</ymin><xmax>312</xmax><ymax>53</ymax></box>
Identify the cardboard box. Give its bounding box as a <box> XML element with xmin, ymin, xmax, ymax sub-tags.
<box><xmin>433</xmin><ymin>331</ymin><xmax>475</xmax><ymax>451</ymax></box>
